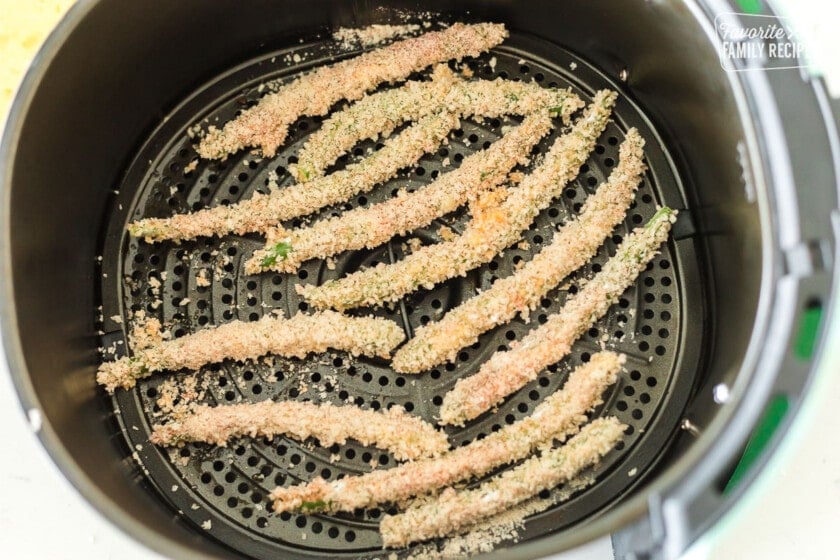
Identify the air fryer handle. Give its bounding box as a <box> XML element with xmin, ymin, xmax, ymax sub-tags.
<box><xmin>610</xmin><ymin>489</ymin><xmax>728</xmax><ymax>560</ymax></box>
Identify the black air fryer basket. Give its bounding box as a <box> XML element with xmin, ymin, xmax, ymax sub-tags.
<box><xmin>2</xmin><ymin>1</ymin><xmax>839</xmax><ymax>559</ymax></box>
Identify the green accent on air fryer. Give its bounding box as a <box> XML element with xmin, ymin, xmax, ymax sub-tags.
<box><xmin>723</xmin><ymin>394</ymin><xmax>789</xmax><ymax>494</ymax></box>
<box><xmin>794</xmin><ymin>302</ymin><xmax>822</xmax><ymax>360</ymax></box>
<box><xmin>735</xmin><ymin>0</ymin><xmax>763</xmax><ymax>14</ymax></box>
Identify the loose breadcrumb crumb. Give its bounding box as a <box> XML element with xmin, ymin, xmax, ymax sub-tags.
<box><xmin>195</xmin><ymin>268</ymin><xmax>210</xmax><ymax>287</ymax></box>
<box><xmin>333</xmin><ymin>24</ymin><xmax>422</xmax><ymax>49</ymax></box>
<box><xmin>438</xmin><ymin>225</ymin><xmax>456</xmax><ymax>242</ymax></box>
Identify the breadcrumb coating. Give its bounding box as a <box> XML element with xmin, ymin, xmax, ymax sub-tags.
<box><xmin>151</xmin><ymin>401</ymin><xmax>448</xmax><ymax>461</ymax></box>
<box><xmin>196</xmin><ymin>23</ymin><xmax>508</xmax><ymax>159</ymax></box>
<box><xmin>268</xmin><ymin>352</ymin><xmax>623</xmax><ymax>514</ymax></box>
<box><xmin>248</xmin><ymin>113</ymin><xmax>554</xmax><ymax>274</ymax></box>
<box><xmin>96</xmin><ymin>310</ymin><xmax>404</xmax><ymax>392</ymax></box>
<box><xmin>392</xmin><ymin>128</ymin><xmax>646</xmax><ymax>373</ymax></box>
<box><xmin>440</xmin><ymin>207</ymin><xmax>676</xmax><ymax>425</ymax></box>
<box><xmin>299</xmin><ymin>90</ymin><xmax>617</xmax><ymax>310</ymax></box>
<box><xmin>380</xmin><ymin>417</ymin><xmax>625</xmax><ymax>547</ymax></box>
<box><xmin>291</xmin><ymin>64</ymin><xmax>582</xmax><ymax>180</ymax></box>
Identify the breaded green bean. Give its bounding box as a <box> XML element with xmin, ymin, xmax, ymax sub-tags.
<box><xmin>129</xmin><ymin>113</ymin><xmax>458</xmax><ymax>243</ymax></box>
<box><xmin>96</xmin><ymin>310</ymin><xmax>404</xmax><ymax>392</ymax></box>
<box><xmin>151</xmin><ymin>401</ymin><xmax>448</xmax><ymax>462</ymax></box>
<box><xmin>291</xmin><ymin>64</ymin><xmax>582</xmax><ymax>180</ymax></box>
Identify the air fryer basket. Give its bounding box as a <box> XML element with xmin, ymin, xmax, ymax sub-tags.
<box><xmin>100</xmin><ymin>30</ymin><xmax>702</xmax><ymax>559</ymax></box>
<box><xmin>2</xmin><ymin>1</ymin><xmax>838</xmax><ymax>560</ymax></box>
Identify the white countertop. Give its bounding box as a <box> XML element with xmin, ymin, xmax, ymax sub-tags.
<box><xmin>1</xmin><ymin>1</ymin><xmax>839</xmax><ymax>559</ymax></box>
<box><xmin>0</xmin><ymin>369</ymin><xmax>164</xmax><ymax>560</ymax></box>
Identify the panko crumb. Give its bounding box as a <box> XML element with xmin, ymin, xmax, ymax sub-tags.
<box><xmin>201</xmin><ymin>520</ymin><xmax>212</xmax><ymax>530</ymax></box>
<box><xmin>195</xmin><ymin>269</ymin><xmax>210</xmax><ymax>287</ymax></box>
<box><xmin>509</xmin><ymin>171</ymin><xmax>525</xmax><ymax>185</ymax></box>
<box><xmin>406</xmin><ymin>237</ymin><xmax>424</xmax><ymax>253</ymax></box>
<box><xmin>438</xmin><ymin>225</ymin><xmax>456</xmax><ymax>242</ymax></box>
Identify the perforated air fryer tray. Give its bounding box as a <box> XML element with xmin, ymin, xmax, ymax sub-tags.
<box><xmin>98</xmin><ymin>28</ymin><xmax>705</xmax><ymax>559</ymax></box>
